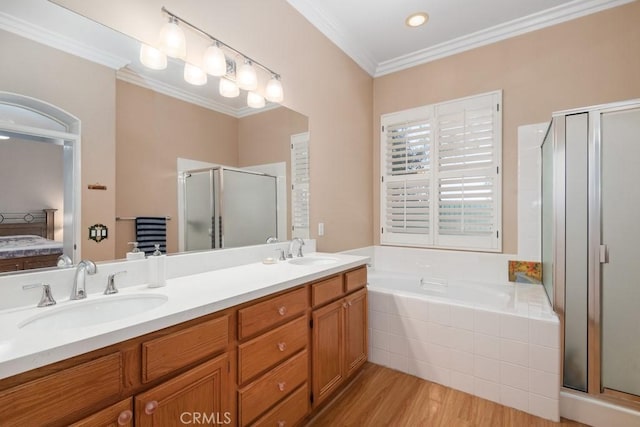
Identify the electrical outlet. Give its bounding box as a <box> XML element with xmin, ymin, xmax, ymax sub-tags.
<box><xmin>318</xmin><ymin>222</ymin><xmax>325</xmax><ymax>236</ymax></box>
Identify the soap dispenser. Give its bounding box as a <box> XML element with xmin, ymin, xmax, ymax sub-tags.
<box><xmin>148</xmin><ymin>244</ymin><xmax>167</xmax><ymax>288</ymax></box>
<box><xmin>126</xmin><ymin>242</ymin><xmax>145</xmax><ymax>260</ymax></box>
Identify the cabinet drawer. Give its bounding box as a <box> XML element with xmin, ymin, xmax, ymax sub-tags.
<box><xmin>251</xmin><ymin>384</ymin><xmax>309</xmax><ymax>427</ymax></box>
<box><xmin>69</xmin><ymin>398</ymin><xmax>133</xmax><ymax>427</ymax></box>
<box><xmin>142</xmin><ymin>315</ymin><xmax>229</xmax><ymax>383</ymax></box>
<box><xmin>345</xmin><ymin>266</ymin><xmax>367</xmax><ymax>293</ymax></box>
<box><xmin>0</xmin><ymin>352</ymin><xmax>122</xmax><ymax>427</ymax></box>
<box><xmin>239</xmin><ymin>350</ymin><xmax>308</xmax><ymax>426</ymax></box>
<box><xmin>239</xmin><ymin>316</ymin><xmax>308</xmax><ymax>384</ymax></box>
<box><xmin>238</xmin><ymin>287</ymin><xmax>308</xmax><ymax>340</ymax></box>
<box><xmin>312</xmin><ymin>275</ymin><xmax>343</xmax><ymax>307</ymax></box>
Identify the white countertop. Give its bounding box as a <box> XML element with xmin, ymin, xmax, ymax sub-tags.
<box><xmin>0</xmin><ymin>252</ymin><xmax>368</xmax><ymax>380</ymax></box>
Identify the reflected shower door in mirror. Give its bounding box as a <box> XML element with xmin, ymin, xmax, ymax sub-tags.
<box><xmin>182</xmin><ymin>167</ymin><xmax>278</xmax><ymax>251</ymax></box>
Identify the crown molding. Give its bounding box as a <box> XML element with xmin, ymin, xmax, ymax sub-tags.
<box><xmin>375</xmin><ymin>0</ymin><xmax>636</xmax><ymax>77</ymax></box>
<box><xmin>286</xmin><ymin>0</ymin><xmax>378</xmax><ymax>76</ymax></box>
<box><xmin>0</xmin><ymin>11</ymin><xmax>129</xmax><ymax>70</ymax></box>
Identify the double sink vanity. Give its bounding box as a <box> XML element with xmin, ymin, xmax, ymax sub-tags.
<box><xmin>0</xmin><ymin>248</ymin><xmax>369</xmax><ymax>426</ymax></box>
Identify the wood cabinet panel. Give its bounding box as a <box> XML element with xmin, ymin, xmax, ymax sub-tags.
<box><xmin>345</xmin><ymin>289</ymin><xmax>368</xmax><ymax>377</ymax></box>
<box><xmin>69</xmin><ymin>398</ymin><xmax>133</xmax><ymax>427</ymax></box>
<box><xmin>142</xmin><ymin>315</ymin><xmax>229</xmax><ymax>383</ymax></box>
<box><xmin>311</xmin><ymin>275</ymin><xmax>343</xmax><ymax>307</ymax></box>
<box><xmin>311</xmin><ymin>299</ymin><xmax>344</xmax><ymax>406</ymax></box>
<box><xmin>0</xmin><ymin>352</ymin><xmax>122</xmax><ymax>427</ymax></box>
<box><xmin>238</xmin><ymin>316</ymin><xmax>308</xmax><ymax>384</ymax></box>
<box><xmin>239</xmin><ymin>350</ymin><xmax>308</xmax><ymax>426</ymax></box>
<box><xmin>344</xmin><ymin>266</ymin><xmax>367</xmax><ymax>293</ymax></box>
<box><xmin>251</xmin><ymin>384</ymin><xmax>309</xmax><ymax>427</ymax></box>
<box><xmin>136</xmin><ymin>353</ymin><xmax>231</xmax><ymax>427</ymax></box>
<box><xmin>238</xmin><ymin>287</ymin><xmax>307</xmax><ymax>340</ymax></box>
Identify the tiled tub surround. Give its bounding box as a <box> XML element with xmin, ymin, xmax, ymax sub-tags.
<box><xmin>358</xmin><ymin>247</ymin><xmax>560</xmax><ymax>421</ymax></box>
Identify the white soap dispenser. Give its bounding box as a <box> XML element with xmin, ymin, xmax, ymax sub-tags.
<box><xmin>126</xmin><ymin>242</ymin><xmax>145</xmax><ymax>260</ymax></box>
<box><xmin>148</xmin><ymin>244</ymin><xmax>167</xmax><ymax>288</ymax></box>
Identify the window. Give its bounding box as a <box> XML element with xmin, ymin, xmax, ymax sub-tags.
<box><xmin>291</xmin><ymin>132</ymin><xmax>310</xmax><ymax>239</ymax></box>
<box><xmin>380</xmin><ymin>91</ymin><xmax>502</xmax><ymax>251</ymax></box>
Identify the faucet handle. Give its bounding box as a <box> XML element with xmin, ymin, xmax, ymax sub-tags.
<box><xmin>105</xmin><ymin>271</ymin><xmax>127</xmax><ymax>295</ymax></box>
<box><xmin>275</xmin><ymin>248</ymin><xmax>286</xmax><ymax>261</ymax></box>
<box><xmin>296</xmin><ymin>239</ymin><xmax>305</xmax><ymax>258</ymax></box>
<box><xmin>22</xmin><ymin>283</ymin><xmax>56</xmax><ymax>307</ymax></box>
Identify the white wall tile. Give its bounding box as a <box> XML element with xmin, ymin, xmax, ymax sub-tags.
<box><xmin>529</xmin><ymin>394</ymin><xmax>559</xmax><ymax>422</ymax></box>
<box><xmin>450</xmin><ymin>305</ymin><xmax>474</xmax><ymax>331</ymax></box>
<box><xmin>426</xmin><ymin>321</ymin><xmax>451</xmax><ymax>347</ymax></box>
<box><xmin>371</xmin><ymin>329</ymin><xmax>388</xmax><ymax>350</ymax></box>
<box><xmin>474</xmin><ymin>378</ymin><xmax>501</xmax><ymax>403</ymax></box>
<box><xmin>450</xmin><ymin>350</ymin><xmax>474</xmax><ymax>375</ymax></box>
<box><xmin>530</xmin><ymin>345</ymin><xmax>560</xmax><ymax>374</ymax></box>
<box><xmin>388</xmin><ymin>333</ymin><xmax>409</xmax><ymax>357</ymax></box>
<box><xmin>396</xmin><ymin>295</ymin><xmax>428</xmax><ymax>321</ymax></box>
<box><xmin>529</xmin><ymin>319</ymin><xmax>560</xmax><ymax>349</ymax></box>
<box><xmin>500</xmin><ymin>339</ymin><xmax>529</xmax><ymax>367</ymax></box>
<box><xmin>388</xmin><ymin>314</ymin><xmax>405</xmax><ymax>337</ymax></box>
<box><xmin>500</xmin><ymin>362</ymin><xmax>529</xmax><ymax>391</ymax></box>
<box><xmin>387</xmin><ymin>352</ymin><xmax>409</xmax><ymax>373</ymax></box>
<box><xmin>529</xmin><ymin>369</ymin><xmax>559</xmax><ymax>399</ymax></box>
<box><xmin>428</xmin><ymin>301</ymin><xmax>451</xmax><ymax>325</ymax></box>
<box><xmin>474</xmin><ymin>309</ymin><xmax>500</xmax><ymax>336</ymax></box>
<box><xmin>425</xmin><ymin>343</ymin><xmax>451</xmax><ymax>368</ymax></box>
<box><xmin>450</xmin><ymin>371</ymin><xmax>475</xmax><ymax>395</ymax></box>
<box><xmin>369</xmin><ymin>347</ymin><xmax>389</xmax><ymax>366</ymax></box>
<box><xmin>500</xmin><ymin>314</ymin><xmax>529</xmax><ymax>342</ymax></box>
<box><xmin>474</xmin><ymin>333</ymin><xmax>501</xmax><ymax>359</ymax></box>
<box><xmin>474</xmin><ymin>355</ymin><xmax>501</xmax><ymax>382</ymax></box>
<box><xmin>500</xmin><ymin>385</ymin><xmax>529</xmax><ymax>413</ymax></box>
<box><xmin>410</xmin><ymin>360</ymin><xmax>451</xmax><ymax>387</ymax></box>
<box><xmin>450</xmin><ymin>328</ymin><xmax>474</xmax><ymax>353</ymax></box>
<box><xmin>369</xmin><ymin>310</ymin><xmax>389</xmax><ymax>332</ymax></box>
<box><xmin>368</xmin><ymin>291</ymin><xmax>390</xmax><ymax>313</ymax></box>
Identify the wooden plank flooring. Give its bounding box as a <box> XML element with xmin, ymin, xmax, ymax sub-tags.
<box><xmin>306</xmin><ymin>363</ymin><xmax>589</xmax><ymax>427</ymax></box>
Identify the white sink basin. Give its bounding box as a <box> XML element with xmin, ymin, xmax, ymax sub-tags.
<box><xmin>19</xmin><ymin>293</ymin><xmax>168</xmax><ymax>330</ymax></box>
<box><xmin>288</xmin><ymin>257</ymin><xmax>338</xmax><ymax>266</ymax></box>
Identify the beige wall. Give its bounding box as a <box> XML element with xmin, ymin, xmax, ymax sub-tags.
<box><xmin>238</xmin><ymin>107</ymin><xmax>309</xmax><ymax>238</ymax></box>
<box><xmin>0</xmin><ymin>29</ymin><xmax>116</xmax><ymax>261</ymax></box>
<box><xmin>115</xmin><ymin>80</ymin><xmax>238</xmax><ymax>257</ymax></box>
<box><xmin>373</xmin><ymin>2</ymin><xmax>640</xmax><ymax>254</ymax></box>
<box><xmin>53</xmin><ymin>0</ymin><xmax>375</xmax><ymax>253</ymax></box>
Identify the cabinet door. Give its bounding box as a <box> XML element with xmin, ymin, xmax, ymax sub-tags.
<box><xmin>69</xmin><ymin>399</ymin><xmax>133</xmax><ymax>427</ymax></box>
<box><xmin>345</xmin><ymin>288</ymin><xmax>367</xmax><ymax>377</ymax></box>
<box><xmin>136</xmin><ymin>353</ymin><xmax>232</xmax><ymax>427</ymax></box>
<box><xmin>312</xmin><ymin>299</ymin><xmax>344</xmax><ymax>406</ymax></box>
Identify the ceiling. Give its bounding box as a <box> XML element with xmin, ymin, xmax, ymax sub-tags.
<box><xmin>286</xmin><ymin>0</ymin><xmax>634</xmax><ymax>76</ymax></box>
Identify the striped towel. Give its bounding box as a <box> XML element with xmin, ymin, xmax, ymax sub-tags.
<box><xmin>135</xmin><ymin>217</ymin><xmax>167</xmax><ymax>255</ymax></box>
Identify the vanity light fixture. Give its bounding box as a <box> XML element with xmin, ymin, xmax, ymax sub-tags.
<box><xmin>140</xmin><ymin>7</ymin><xmax>284</xmax><ymax>108</ymax></box>
<box><xmin>405</xmin><ymin>12</ymin><xmax>429</xmax><ymax>28</ymax></box>
<box><xmin>139</xmin><ymin>43</ymin><xmax>167</xmax><ymax>70</ymax></box>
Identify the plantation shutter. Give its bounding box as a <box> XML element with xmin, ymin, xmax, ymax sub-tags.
<box><xmin>291</xmin><ymin>133</ymin><xmax>310</xmax><ymax>239</ymax></box>
<box><xmin>435</xmin><ymin>92</ymin><xmax>501</xmax><ymax>250</ymax></box>
<box><xmin>381</xmin><ymin>107</ymin><xmax>433</xmax><ymax>246</ymax></box>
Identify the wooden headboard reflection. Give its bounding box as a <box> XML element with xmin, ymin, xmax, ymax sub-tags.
<box><xmin>0</xmin><ymin>209</ymin><xmax>56</xmax><ymax>239</ymax></box>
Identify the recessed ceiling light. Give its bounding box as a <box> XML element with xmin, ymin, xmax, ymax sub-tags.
<box><xmin>406</xmin><ymin>12</ymin><xmax>429</xmax><ymax>28</ymax></box>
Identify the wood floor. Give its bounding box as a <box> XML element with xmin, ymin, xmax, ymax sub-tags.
<box><xmin>306</xmin><ymin>363</ymin><xmax>589</xmax><ymax>427</ymax></box>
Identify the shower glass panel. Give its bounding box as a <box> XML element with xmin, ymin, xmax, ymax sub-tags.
<box><xmin>600</xmin><ymin>107</ymin><xmax>640</xmax><ymax>397</ymax></box>
<box><xmin>541</xmin><ymin>123</ymin><xmax>554</xmax><ymax>305</ymax></box>
<box><xmin>184</xmin><ymin>170</ymin><xmax>213</xmax><ymax>251</ymax></box>
<box><xmin>563</xmin><ymin>113</ymin><xmax>589</xmax><ymax>392</ymax></box>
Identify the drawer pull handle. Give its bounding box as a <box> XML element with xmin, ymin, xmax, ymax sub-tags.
<box><xmin>118</xmin><ymin>409</ymin><xmax>133</xmax><ymax>425</ymax></box>
<box><xmin>277</xmin><ymin>381</ymin><xmax>286</xmax><ymax>392</ymax></box>
<box><xmin>277</xmin><ymin>342</ymin><xmax>287</xmax><ymax>352</ymax></box>
<box><xmin>278</xmin><ymin>306</ymin><xmax>287</xmax><ymax>316</ymax></box>
<box><xmin>277</xmin><ymin>421</ymin><xmax>286</xmax><ymax>427</ymax></box>
<box><xmin>343</xmin><ymin>302</ymin><xmax>348</xmax><ymax>308</ymax></box>
<box><xmin>144</xmin><ymin>400</ymin><xmax>158</xmax><ymax>415</ymax></box>
<box><xmin>348</xmin><ymin>301</ymin><xmax>353</xmax><ymax>307</ymax></box>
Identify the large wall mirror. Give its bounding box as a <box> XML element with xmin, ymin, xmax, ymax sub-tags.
<box><xmin>0</xmin><ymin>0</ymin><xmax>309</xmax><ymax>274</ymax></box>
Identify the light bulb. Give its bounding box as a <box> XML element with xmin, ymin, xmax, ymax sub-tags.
<box><xmin>158</xmin><ymin>17</ymin><xmax>186</xmax><ymax>59</ymax></box>
<box><xmin>265</xmin><ymin>76</ymin><xmax>284</xmax><ymax>103</ymax></box>
<box><xmin>203</xmin><ymin>44</ymin><xmax>227</xmax><ymax>76</ymax></box>
<box><xmin>247</xmin><ymin>92</ymin><xmax>265</xmax><ymax>109</ymax></box>
<box><xmin>184</xmin><ymin>63</ymin><xmax>207</xmax><ymax>86</ymax></box>
<box><xmin>219</xmin><ymin>78</ymin><xmax>240</xmax><ymax>98</ymax></box>
<box><xmin>139</xmin><ymin>44</ymin><xmax>167</xmax><ymax>70</ymax></box>
<box><xmin>237</xmin><ymin>61</ymin><xmax>258</xmax><ymax>91</ymax></box>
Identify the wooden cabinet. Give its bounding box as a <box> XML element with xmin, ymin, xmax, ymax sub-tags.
<box><xmin>311</xmin><ymin>266</ymin><xmax>368</xmax><ymax>407</ymax></box>
<box><xmin>69</xmin><ymin>399</ymin><xmax>133</xmax><ymax>427</ymax></box>
<box><xmin>136</xmin><ymin>353</ymin><xmax>231</xmax><ymax>427</ymax></box>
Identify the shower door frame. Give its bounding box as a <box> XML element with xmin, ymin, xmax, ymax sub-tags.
<box><xmin>552</xmin><ymin>99</ymin><xmax>640</xmax><ymax>408</ymax></box>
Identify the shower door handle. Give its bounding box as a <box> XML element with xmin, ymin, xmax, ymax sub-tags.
<box><xmin>599</xmin><ymin>245</ymin><xmax>609</xmax><ymax>263</ymax></box>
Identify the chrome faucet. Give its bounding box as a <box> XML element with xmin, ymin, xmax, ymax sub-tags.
<box><xmin>287</xmin><ymin>238</ymin><xmax>305</xmax><ymax>258</ymax></box>
<box><xmin>105</xmin><ymin>271</ymin><xmax>127</xmax><ymax>295</ymax></box>
<box><xmin>266</xmin><ymin>236</ymin><xmax>278</xmax><ymax>244</ymax></box>
<box><xmin>71</xmin><ymin>260</ymin><xmax>97</xmax><ymax>300</ymax></box>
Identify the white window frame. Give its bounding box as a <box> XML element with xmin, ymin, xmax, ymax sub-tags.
<box><xmin>380</xmin><ymin>90</ymin><xmax>502</xmax><ymax>252</ymax></box>
<box><xmin>291</xmin><ymin>132</ymin><xmax>310</xmax><ymax>239</ymax></box>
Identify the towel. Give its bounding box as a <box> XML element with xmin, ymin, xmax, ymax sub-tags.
<box><xmin>135</xmin><ymin>217</ymin><xmax>167</xmax><ymax>255</ymax></box>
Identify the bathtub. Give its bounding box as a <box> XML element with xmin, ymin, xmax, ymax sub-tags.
<box><xmin>365</xmin><ymin>267</ymin><xmax>561</xmax><ymax>421</ymax></box>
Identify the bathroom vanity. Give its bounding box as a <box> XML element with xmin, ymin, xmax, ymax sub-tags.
<box><xmin>0</xmin><ymin>254</ymin><xmax>368</xmax><ymax>427</ymax></box>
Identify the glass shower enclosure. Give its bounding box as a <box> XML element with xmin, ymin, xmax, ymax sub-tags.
<box><xmin>182</xmin><ymin>167</ymin><xmax>278</xmax><ymax>250</ymax></box>
<box><xmin>541</xmin><ymin>99</ymin><xmax>640</xmax><ymax>403</ymax></box>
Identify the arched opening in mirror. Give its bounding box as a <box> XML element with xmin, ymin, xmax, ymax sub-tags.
<box><xmin>0</xmin><ymin>92</ymin><xmax>81</xmax><ymax>271</ymax></box>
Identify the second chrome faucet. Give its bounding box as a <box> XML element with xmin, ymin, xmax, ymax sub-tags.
<box><xmin>71</xmin><ymin>260</ymin><xmax>97</xmax><ymax>300</ymax></box>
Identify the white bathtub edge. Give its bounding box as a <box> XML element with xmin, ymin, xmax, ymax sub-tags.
<box><xmin>560</xmin><ymin>390</ymin><xmax>640</xmax><ymax>426</ymax></box>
